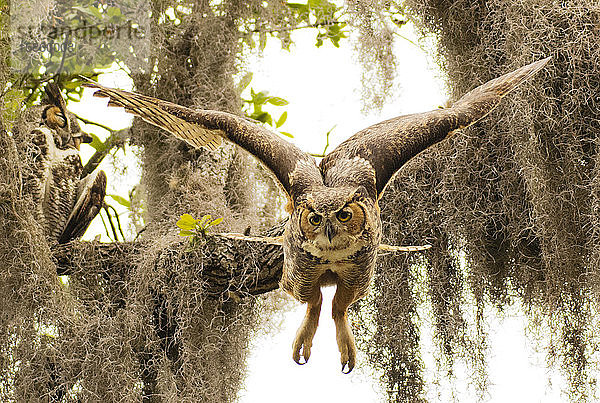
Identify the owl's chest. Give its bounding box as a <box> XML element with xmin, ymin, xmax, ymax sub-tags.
<box><xmin>287</xmin><ymin>231</ymin><xmax>379</xmax><ymax>277</ymax></box>
<box><xmin>282</xmin><ymin>236</ymin><xmax>378</xmax><ymax>299</ymax></box>
<box><xmin>281</xmin><ymin>212</ymin><xmax>381</xmax><ymax>300</ymax></box>
<box><xmin>33</xmin><ymin>128</ymin><xmax>82</xmax><ymax>178</ymax></box>
<box><xmin>300</xmin><ymin>236</ymin><xmax>368</xmax><ymax>262</ymax></box>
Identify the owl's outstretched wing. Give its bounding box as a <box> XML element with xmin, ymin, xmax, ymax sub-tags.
<box><xmin>82</xmin><ymin>79</ymin><xmax>322</xmax><ymax>202</ymax></box>
<box><xmin>321</xmin><ymin>57</ymin><xmax>551</xmax><ymax>198</ymax></box>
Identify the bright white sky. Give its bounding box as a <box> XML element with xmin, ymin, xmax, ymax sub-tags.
<box><xmin>69</xmin><ymin>19</ymin><xmax>570</xmax><ymax>403</ymax></box>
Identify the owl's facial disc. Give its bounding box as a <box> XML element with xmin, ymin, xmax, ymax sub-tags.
<box><xmin>42</xmin><ymin>106</ymin><xmax>67</xmax><ymax>129</ymax></box>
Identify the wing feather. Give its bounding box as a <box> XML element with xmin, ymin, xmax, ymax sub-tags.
<box><xmin>82</xmin><ymin>78</ymin><xmax>321</xmax><ymax>201</ymax></box>
<box><xmin>321</xmin><ymin>57</ymin><xmax>551</xmax><ymax>197</ymax></box>
<box><xmin>59</xmin><ymin>169</ymin><xmax>106</xmax><ymax>243</ymax></box>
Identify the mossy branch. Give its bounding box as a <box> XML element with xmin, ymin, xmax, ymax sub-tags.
<box><xmin>51</xmin><ymin>232</ymin><xmax>284</xmax><ymax>298</ymax></box>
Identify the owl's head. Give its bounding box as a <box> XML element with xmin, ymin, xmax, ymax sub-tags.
<box><xmin>297</xmin><ymin>186</ymin><xmax>373</xmax><ymax>255</ymax></box>
<box><xmin>42</xmin><ymin>83</ymin><xmax>92</xmax><ymax>150</ymax></box>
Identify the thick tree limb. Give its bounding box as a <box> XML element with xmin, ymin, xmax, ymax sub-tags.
<box><xmin>51</xmin><ymin>232</ymin><xmax>284</xmax><ymax>298</ymax></box>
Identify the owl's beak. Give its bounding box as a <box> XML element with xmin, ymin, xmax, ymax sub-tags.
<box><xmin>325</xmin><ymin>221</ymin><xmax>336</xmax><ymax>243</ymax></box>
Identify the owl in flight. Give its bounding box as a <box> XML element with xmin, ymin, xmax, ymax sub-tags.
<box><xmin>84</xmin><ymin>57</ymin><xmax>550</xmax><ymax>373</ymax></box>
<box><xmin>27</xmin><ymin>83</ymin><xmax>106</xmax><ymax>244</ymax></box>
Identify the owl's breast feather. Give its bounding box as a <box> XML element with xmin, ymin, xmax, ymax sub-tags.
<box><xmin>300</xmin><ymin>237</ymin><xmax>369</xmax><ymax>262</ymax></box>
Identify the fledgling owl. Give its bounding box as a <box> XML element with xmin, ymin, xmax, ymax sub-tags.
<box><xmin>26</xmin><ymin>82</ymin><xmax>107</xmax><ymax>244</ymax></box>
<box><xmin>83</xmin><ymin>57</ymin><xmax>550</xmax><ymax>373</ymax></box>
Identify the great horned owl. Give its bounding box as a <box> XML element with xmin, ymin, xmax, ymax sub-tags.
<box><xmin>26</xmin><ymin>83</ymin><xmax>107</xmax><ymax>244</ymax></box>
<box><xmin>83</xmin><ymin>57</ymin><xmax>550</xmax><ymax>373</ymax></box>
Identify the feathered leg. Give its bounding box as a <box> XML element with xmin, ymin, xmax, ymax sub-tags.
<box><xmin>332</xmin><ymin>282</ymin><xmax>358</xmax><ymax>374</ymax></box>
<box><xmin>292</xmin><ymin>288</ymin><xmax>323</xmax><ymax>365</ymax></box>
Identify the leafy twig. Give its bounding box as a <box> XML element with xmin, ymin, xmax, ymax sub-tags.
<box><xmin>309</xmin><ymin>125</ymin><xmax>335</xmax><ymax>158</ymax></box>
<box><xmin>73</xmin><ymin>112</ymin><xmax>116</xmax><ymax>133</ymax></box>
<box><xmin>252</xmin><ymin>20</ymin><xmax>342</xmax><ymax>34</ymax></box>
<box><xmin>80</xmin><ymin>128</ymin><xmax>130</xmax><ymax>178</ymax></box>
<box><xmin>177</xmin><ymin>213</ymin><xmax>224</xmax><ymax>250</ymax></box>
<box><xmin>104</xmin><ymin>203</ymin><xmax>125</xmax><ymax>241</ymax></box>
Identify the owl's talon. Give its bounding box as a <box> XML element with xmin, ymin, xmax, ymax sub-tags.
<box><xmin>294</xmin><ymin>355</ymin><xmax>308</xmax><ymax>365</ymax></box>
<box><xmin>342</xmin><ymin>354</ymin><xmax>355</xmax><ymax>374</ymax></box>
<box><xmin>292</xmin><ymin>334</ymin><xmax>313</xmax><ymax>366</ymax></box>
<box><xmin>341</xmin><ymin>362</ymin><xmax>353</xmax><ymax>374</ymax></box>
<box><xmin>334</xmin><ymin>305</ymin><xmax>357</xmax><ymax>374</ymax></box>
<box><xmin>293</xmin><ymin>345</ymin><xmax>310</xmax><ymax>365</ymax></box>
<box><xmin>340</xmin><ymin>352</ymin><xmax>355</xmax><ymax>374</ymax></box>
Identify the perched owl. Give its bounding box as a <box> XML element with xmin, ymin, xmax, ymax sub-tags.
<box><xmin>83</xmin><ymin>57</ymin><xmax>550</xmax><ymax>373</ymax></box>
<box><xmin>26</xmin><ymin>83</ymin><xmax>107</xmax><ymax>244</ymax></box>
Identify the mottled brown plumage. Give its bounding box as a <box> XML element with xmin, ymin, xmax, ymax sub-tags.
<box><xmin>82</xmin><ymin>57</ymin><xmax>550</xmax><ymax>372</ymax></box>
<box><xmin>27</xmin><ymin>83</ymin><xmax>106</xmax><ymax>244</ymax></box>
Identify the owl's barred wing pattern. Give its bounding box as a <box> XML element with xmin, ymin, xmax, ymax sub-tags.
<box><xmin>59</xmin><ymin>169</ymin><xmax>107</xmax><ymax>244</ymax></box>
<box><xmin>321</xmin><ymin>57</ymin><xmax>551</xmax><ymax>197</ymax></box>
<box><xmin>82</xmin><ymin>79</ymin><xmax>222</xmax><ymax>150</ymax></box>
<box><xmin>29</xmin><ymin>127</ymin><xmax>82</xmax><ymax>243</ymax></box>
<box><xmin>82</xmin><ymin>79</ymin><xmax>322</xmax><ymax>201</ymax></box>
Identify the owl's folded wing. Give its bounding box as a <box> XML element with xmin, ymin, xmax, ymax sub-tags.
<box><xmin>82</xmin><ymin>79</ymin><xmax>322</xmax><ymax>202</ymax></box>
<box><xmin>320</xmin><ymin>57</ymin><xmax>551</xmax><ymax>197</ymax></box>
<box><xmin>59</xmin><ymin>169</ymin><xmax>106</xmax><ymax>244</ymax></box>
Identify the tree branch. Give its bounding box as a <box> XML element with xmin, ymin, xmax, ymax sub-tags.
<box><xmin>252</xmin><ymin>20</ymin><xmax>342</xmax><ymax>34</ymax></box>
<box><xmin>51</xmin><ymin>232</ymin><xmax>284</xmax><ymax>298</ymax></box>
<box><xmin>80</xmin><ymin>128</ymin><xmax>130</xmax><ymax>178</ymax></box>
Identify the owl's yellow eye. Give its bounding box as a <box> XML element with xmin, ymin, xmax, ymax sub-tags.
<box><xmin>308</xmin><ymin>213</ymin><xmax>322</xmax><ymax>226</ymax></box>
<box><xmin>337</xmin><ymin>210</ymin><xmax>352</xmax><ymax>222</ymax></box>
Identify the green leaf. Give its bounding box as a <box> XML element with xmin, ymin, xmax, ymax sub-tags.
<box><xmin>107</xmin><ymin>194</ymin><xmax>130</xmax><ymax>208</ymax></box>
<box><xmin>88</xmin><ymin>132</ymin><xmax>107</xmax><ymax>152</ymax></box>
<box><xmin>238</xmin><ymin>72</ymin><xmax>253</xmax><ymax>92</ymax></box>
<box><xmin>267</xmin><ymin>96</ymin><xmax>288</xmax><ymax>106</ymax></box>
<box><xmin>280</xmin><ymin>131</ymin><xmax>294</xmax><ymax>138</ymax></box>
<box><xmin>252</xmin><ymin>111</ymin><xmax>271</xmax><ymax>124</ymax></box>
<box><xmin>210</xmin><ymin>217</ymin><xmax>223</xmax><ymax>226</ymax></box>
<box><xmin>179</xmin><ymin>230</ymin><xmax>195</xmax><ymax>237</ymax></box>
<box><xmin>287</xmin><ymin>3</ymin><xmax>308</xmax><ymax>10</ymax></box>
<box><xmin>276</xmin><ymin>111</ymin><xmax>287</xmax><ymax>128</ymax></box>
<box><xmin>63</xmin><ymin>79</ymin><xmax>81</xmax><ymax>91</ymax></box>
<box><xmin>106</xmin><ymin>6</ymin><xmax>124</xmax><ymax>21</ymax></box>
<box><xmin>252</xmin><ymin>90</ymin><xmax>270</xmax><ymax>106</ymax></box>
<box><xmin>197</xmin><ymin>215</ymin><xmax>212</xmax><ymax>228</ymax></box>
<box><xmin>72</xmin><ymin>5</ymin><xmax>102</xmax><ymax>20</ymax></box>
<box><xmin>264</xmin><ymin>113</ymin><xmax>273</xmax><ymax>126</ymax></box>
<box><xmin>177</xmin><ymin>214</ymin><xmax>197</xmax><ymax>230</ymax></box>
<box><xmin>309</xmin><ymin>0</ymin><xmax>338</xmax><ymax>19</ymax></box>
<box><xmin>287</xmin><ymin>3</ymin><xmax>310</xmax><ymax>22</ymax></box>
